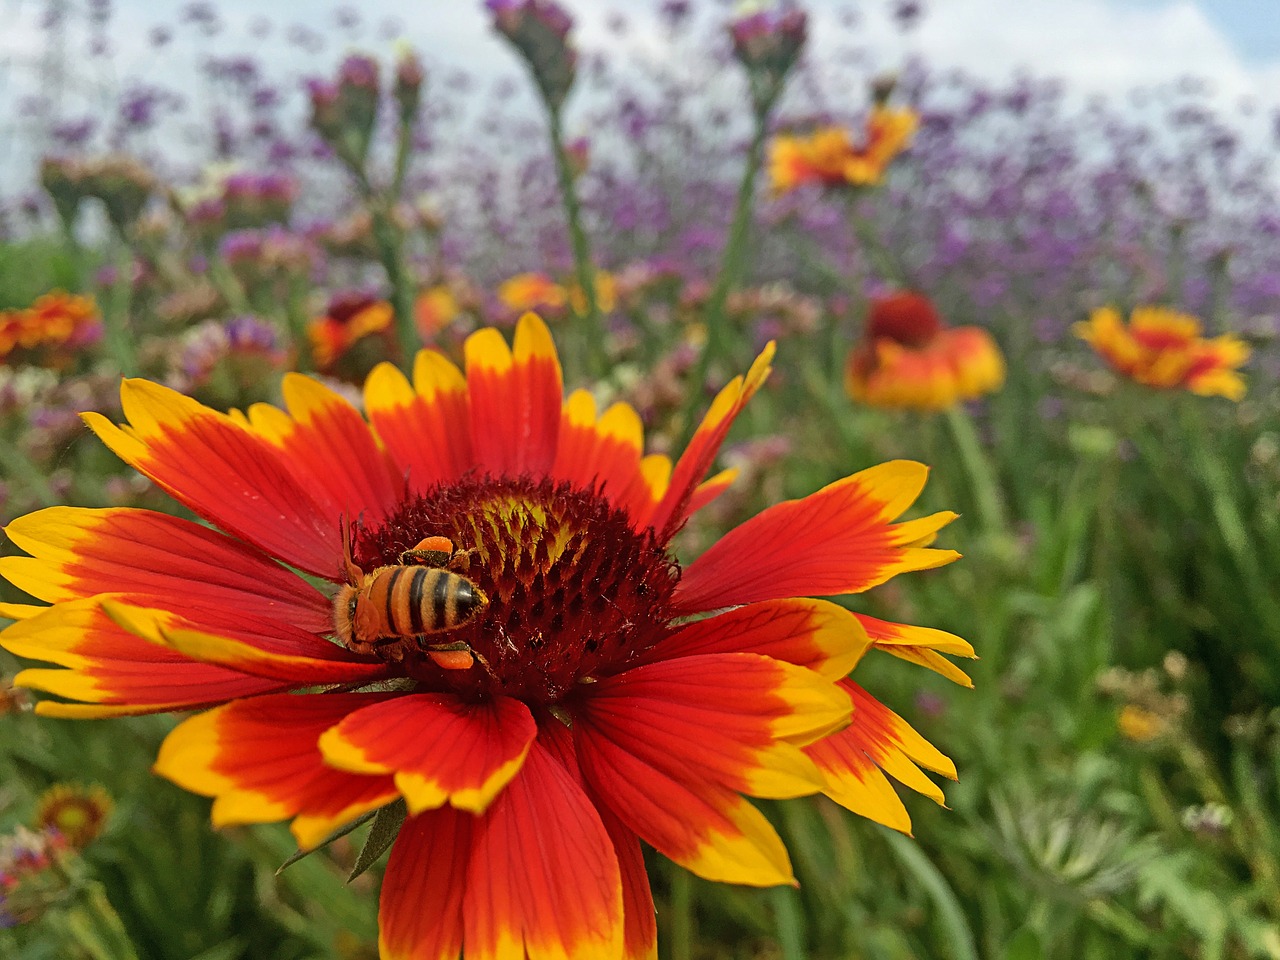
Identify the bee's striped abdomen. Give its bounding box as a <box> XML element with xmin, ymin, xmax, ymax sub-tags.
<box><xmin>354</xmin><ymin>564</ymin><xmax>486</xmax><ymax>642</ymax></box>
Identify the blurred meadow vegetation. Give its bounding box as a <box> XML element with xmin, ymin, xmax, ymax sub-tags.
<box><xmin>1</xmin><ymin>1</ymin><xmax>1279</xmax><ymax>958</ymax></box>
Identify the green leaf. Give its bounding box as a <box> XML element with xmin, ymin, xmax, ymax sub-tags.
<box><xmin>349</xmin><ymin>799</ymin><xmax>408</xmax><ymax>883</ymax></box>
<box><xmin>1002</xmin><ymin>926</ymin><xmax>1044</xmax><ymax>960</ymax></box>
<box><xmin>275</xmin><ymin>808</ymin><xmax>378</xmax><ymax>876</ymax></box>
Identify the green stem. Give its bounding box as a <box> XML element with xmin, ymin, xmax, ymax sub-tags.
<box><xmin>3</xmin><ymin>435</ymin><xmax>57</xmax><ymax>505</ymax></box>
<box><xmin>361</xmin><ymin>181</ymin><xmax>418</xmax><ymax>368</ymax></box>
<box><xmin>63</xmin><ymin>882</ymin><xmax>141</xmax><ymax>960</ymax></box>
<box><xmin>942</xmin><ymin>404</ymin><xmax>1007</xmax><ymax>535</ymax></box>
<box><xmin>848</xmin><ymin>206</ymin><xmax>907</xmax><ymax>287</ymax></box>
<box><xmin>669</xmin><ymin>869</ymin><xmax>695</xmax><ymax>960</ymax></box>
<box><xmin>285</xmin><ymin>276</ymin><xmax>313</xmax><ymax>374</ymax></box>
<box><xmin>770</xmin><ymin>886</ymin><xmax>807</xmax><ymax>960</ymax></box>
<box><xmin>101</xmin><ymin>244</ymin><xmax>137</xmax><ymax>374</ymax></box>
<box><xmin>675</xmin><ymin>112</ymin><xmax>771</xmax><ymax>451</ymax></box>
<box><xmin>547</xmin><ymin>105</ymin><xmax>605</xmax><ymax>374</ymax></box>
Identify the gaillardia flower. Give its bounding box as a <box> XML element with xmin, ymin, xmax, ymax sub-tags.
<box><xmin>0</xmin><ymin>315</ymin><xmax>971</xmax><ymax>958</ymax></box>
<box><xmin>846</xmin><ymin>292</ymin><xmax>1005</xmax><ymax>410</ymax></box>
<box><xmin>769</xmin><ymin>107</ymin><xmax>918</xmax><ymax>193</ymax></box>
<box><xmin>1073</xmin><ymin>305</ymin><xmax>1248</xmax><ymax>401</ymax></box>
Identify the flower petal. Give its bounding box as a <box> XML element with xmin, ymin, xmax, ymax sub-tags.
<box><xmin>83</xmin><ymin>380</ymin><xmax>339</xmax><ymax>578</ymax></box>
<box><xmin>247</xmin><ymin>373</ymin><xmax>403</xmax><ymax>524</ymax></box>
<box><xmin>1</xmin><ymin>507</ymin><xmax>331</xmax><ymax>633</ymax></box>
<box><xmin>101</xmin><ymin>601</ymin><xmax>390</xmax><ymax>686</ymax></box>
<box><xmin>855</xmin><ymin>613</ymin><xmax>976</xmax><ymax>687</ymax></box>
<box><xmin>318</xmin><ymin>693</ymin><xmax>536</xmax><ymax>814</ymax></box>
<box><xmin>575</xmin><ymin>653</ymin><xmax>850</xmax><ymax>886</ymax></box>
<box><xmin>637</xmin><ymin>599</ymin><xmax>870</xmax><ymax>680</ymax></box>
<box><xmin>465</xmin><ymin>313</ymin><xmax>563</xmax><ymax>479</ymax></box>
<box><xmin>379</xmin><ymin>806</ymin><xmax>472</xmax><ymax>960</ymax></box>
<box><xmin>464</xmin><ymin>738</ymin><xmax>624</xmax><ymax>960</ymax></box>
<box><xmin>364</xmin><ymin>352</ymin><xmax>475</xmax><ymax>494</ymax></box>
<box><xmin>551</xmin><ymin>390</ymin><xmax>654</xmax><ymax>523</ymax></box>
<box><xmin>648</xmin><ymin>343</ymin><xmax>774</xmax><ymax>539</ymax></box>
<box><xmin>1</xmin><ymin>599</ymin><xmax>291</xmax><ymax>716</ymax></box>
<box><xmin>807</xmin><ymin>680</ymin><xmax>955</xmax><ymax>834</ymax></box>
<box><xmin>674</xmin><ymin>460</ymin><xmax>960</xmax><ymax>614</ymax></box>
<box><xmin>153</xmin><ymin>692</ymin><xmax>399</xmax><ymax>849</ymax></box>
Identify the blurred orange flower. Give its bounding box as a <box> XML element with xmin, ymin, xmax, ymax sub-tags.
<box><xmin>34</xmin><ymin>783</ymin><xmax>113</xmax><ymax>849</ymax></box>
<box><xmin>414</xmin><ymin>285</ymin><xmax>460</xmax><ymax>340</ymax></box>
<box><xmin>1074</xmin><ymin>305</ymin><xmax>1248</xmax><ymax>401</ymax></box>
<box><xmin>0</xmin><ymin>291</ymin><xmax>102</xmax><ymax>363</ymax></box>
<box><xmin>497</xmin><ymin>272</ymin><xmax>567</xmax><ymax>313</ymax></box>
<box><xmin>568</xmin><ymin>269</ymin><xmax>617</xmax><ymax>315</ymax></box>
<box><xmin>308</xmin><ymin>297</ymin><xmax>394</xmax><ymax>370</ymax></box>
<box><xmin>846</xmin><ymin>292</ymin><xmax>1004</xmax><ymax>410</ymax></box>
<box><xmin>769</xmin><ymin>107</ymin><xmax>918</xmax><ymax>193</ymax></box>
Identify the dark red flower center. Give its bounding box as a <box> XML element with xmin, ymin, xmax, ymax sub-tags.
<box><xmin>348</xmin><ymin>476</ymin><xmax>680</xmax><ymax>705</ymax></box>
<box><xmin>866</xmin><ymin>292</ymin><xmax>943</xmax><ymax>347</ymax></box>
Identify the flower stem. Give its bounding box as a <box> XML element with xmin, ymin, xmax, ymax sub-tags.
<box><xmin>357</xmin><ymin>171</ymin><xmax>418</xmax><ymax>368</ymax></box>
<box><xmin>547</xmin><ymin>105</ymin><xmax>605</xmax><ymax>374</ymax></box>
<box><xmin>675</xmin><ymin>112</ymin><xmax>770</xmax><ymax>450</ymax></box>
<box><xmin>62</xmin><ymin>882</ymin><xmax>141</xmax><ymax>960</ymax></box>
<box><xmin>942</xmin><ymin>404</ymin><xmax>1007</xmax><ymax>535</ymax></box>
<box><xmin>101</xmin><ymin>244</ymin><xmax>137</xmax><ymax>375</ymax></box>
<box><xmin>770</xmin><ymin>886</ymin><xmax>807</xmax><ymax>960</ymax></box>
<box><xmin>669</xmin><ymin>868</ymin><xmax>695</xmax><ymax>960</ymax></box>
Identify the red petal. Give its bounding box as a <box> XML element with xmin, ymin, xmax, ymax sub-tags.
<box><xmin>464</xmin><ymin>738</ymin><xmax>623</xmax><ymax>960</ymax></box>
<box><xmin>636</xmin><ymin>598</ymin><xmax>870</xmax><ymax>680</ymax></box>
<box><xmin>154</xmin><ymin>692</ymin><xmax>399</xmax><ymax>849</ymax></box>
<box><xmin>101</xmin><ymin>601</ymin><xmax>390</xmax><ymax>686</ymax></box>
<box><xmin>1</xmin><ymin>506</ymin><xmax>331</xmax><ymax>633</ymax></box>
<box><xmin>248</xmin><ymin>373</ymin><xmax>403</xmax><ymax>525</ymax></box>
<box><xmin>2</xmin><ymin>599</ymin><xmax>292</xmax><ymax>716</ymax></box>
<box><xmin>379</xmin><ymin>807</ymin><xmax>472</xmax><ymax>960</ymax></box>
<box><xmin>83</xmin><ymin>380</ymin><xmax>339</xmax><ymax>578</ymax></box>
<box><xmin>674</xmin><ymin>461</ymin><xmax>959</xmax><ymax>614</ymax></box>
<box><xmin>574</xmin><ymin>653</ymin><xmax>850</xmax><ymax>886</ymax></box>
<box><xmin>855</xmin><ymin>613</ymin><xmax>976</xmax><ymax>687</ymax></box>
<box><xmin>806</xmin><ymin>680</ymin><xmax>955</xmax><ymax>834</ymax></box>
<box><xmin>465</xmin><ymin>314</ymin><xmax>563</xmax><ymax>479</ymax></box>
<box><xmin>550</xmin><ymin>391</ymin><xmax>652</xmax><ymax>520</ymax></box>
<box><xmin>319</xmin><ymin>694</ymin><xmax>536</xmax><ymax>814</ymax></box>
<box><xmin>648</xmin><ymin>344</ymin><xmax>773</xmax><ymax>539</ymax></box>
<box><xmin>535</xmin><ymin>718</ymin><xmax>657</xmax><ymax>960</ymax></box>
<box><xmin>365</xmin><ymin>353</ymin><xmax>475</xmax><ymax>494</ymax></box>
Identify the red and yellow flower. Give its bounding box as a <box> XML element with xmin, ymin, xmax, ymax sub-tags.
<box><xmin>1074</xmin><ymin>305</ymin><xmax>1248</xmax><ymax>400</ymax></box>
<box><xmin>33</xmin><ymin>783</ymin><xmax>113</xmax><ymax>849</ymax></box>
<box><xmin>0</xmin><ymin>314</ymin><xmax>972</xmax><ymax>958</ymax></box>
<box><xmin>846</xmin><ymin>291</ymin><xmax>1005</xmax><ymax>410</ymax></box>
<box><xmin>0</xmin><ymin>291</ymin><xmax>102</xmax><ymax>364</ymax></box>
<box><xmin>307</xmin><ymin>294</ymin><xmax>395</xmax><ymax>371</ymax></box>
<box><xmin>769</xmin><ymin>107</ymin><xmax>918</xmax><ymax>193</ymax></box>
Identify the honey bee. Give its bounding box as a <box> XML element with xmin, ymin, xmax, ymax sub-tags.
<box><xmin>334</xmin><ymin>524</ymin><xmax>488</xmax><ymax>669</ymax></box>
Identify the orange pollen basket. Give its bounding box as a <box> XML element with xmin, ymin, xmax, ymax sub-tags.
<box><xmin>347</xmin><ymin>475</ymin><xmax>680</xmax><ymax>705</ymax></box>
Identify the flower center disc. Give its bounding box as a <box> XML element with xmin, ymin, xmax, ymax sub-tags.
<box><xmin>350</xmin><ymin>475</ymin><xmax>680</xmax><ymax>704</ymax></box>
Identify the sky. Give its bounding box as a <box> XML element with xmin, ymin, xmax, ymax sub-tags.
<box><xmin>0</xmin><ymin>0</ymin><xmax>1277</xmax><ymax>191</ymax></box>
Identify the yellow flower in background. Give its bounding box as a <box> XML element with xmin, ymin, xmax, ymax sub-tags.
<box><xmin>33</xmin><ymin>783</ymin><xmax>113</xmax><ymax>849</ymax></box>
<box><xmin>568</xmin><ymin>269</ymin><xmax>617</xmax><ymax>315</ymax></box>
<box><xmin>769</xmin><ymin>107</ymin><xmax>918</xmax><ymax>193</ymax></box>
<box><xmin>1117</xmin><ymin>704</ymin><xmax>1165</xmax><ymax>743</ymax></box>
<box><xmin>1074</xmin><ymin>305</ymin><xmax>1249</xmax><ymax>400</ymax></box>
<box><xmin>414</xmin><ymin>285</ymin><xmax>460</xmax><ymax>340</ymax></box>
<box><xmin>846</xmin><ymin>292</ymin><xmax>1005</xmax><ymax>411</ymax></box>
<box><xmin>497</xmin><ymin>272</ymin><xmax>567</xmax><ymax>313</ymax></box>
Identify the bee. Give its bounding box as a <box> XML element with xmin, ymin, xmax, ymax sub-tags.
<box><xmin>334</xmin><ymin>524</ymin><xmax>489</xmax><ymax>670</ymax></box>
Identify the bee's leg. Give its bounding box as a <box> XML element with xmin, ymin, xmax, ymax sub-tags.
<box><xmin>400</xmin><ymin>535</ymin><xmax>454</xmax><ymax>568</ymax></box>
<box><xmin>445</xmin><ymin>547</ymin><xmax>480</xmax><ymax>574</ymax></box>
